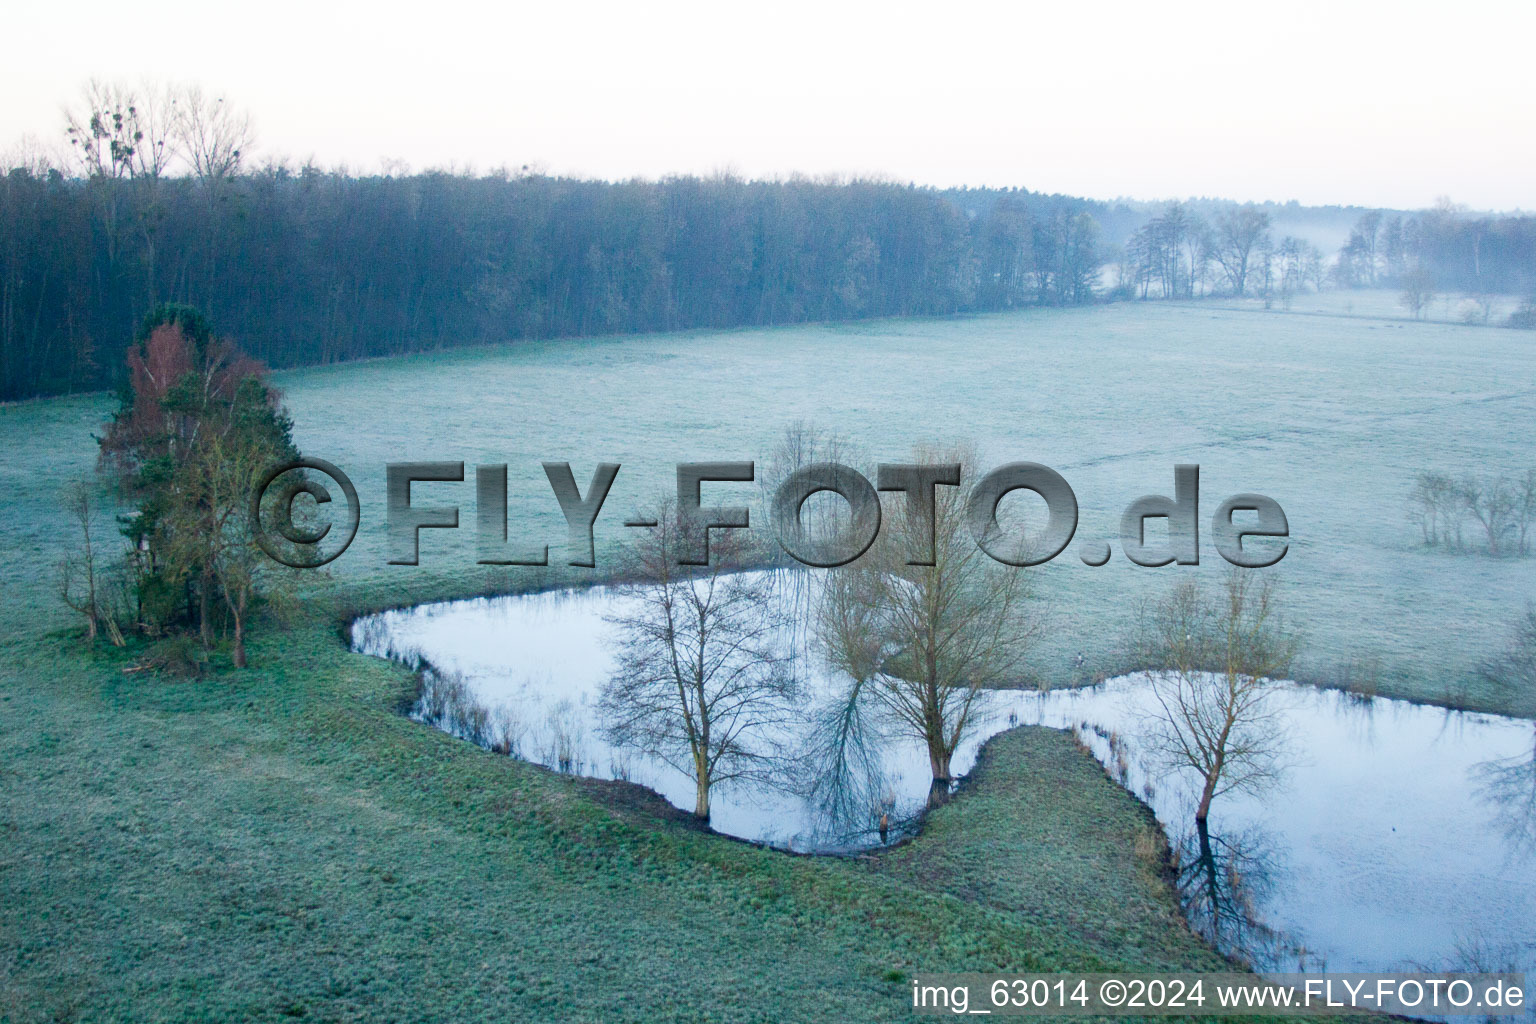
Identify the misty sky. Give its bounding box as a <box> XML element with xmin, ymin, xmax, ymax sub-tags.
<box><xmin>5</xmin><ymin>0</ymin><xmax>1532</xmax><ymax>211</ymax></box>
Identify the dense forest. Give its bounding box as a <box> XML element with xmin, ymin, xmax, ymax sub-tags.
<box><xmin>1</xmin><ymin>83</ymin><xmax>1532</xmax><ymax>401</ymax></box>
<box><xmin>0</xmin><ymin>163</ymin><xmax>1108</xmax><ymax>401</ymax></box>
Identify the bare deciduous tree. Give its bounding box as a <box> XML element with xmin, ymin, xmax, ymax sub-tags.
<box><xmin>1479</xmin><ymin>604</ymin><xmax>1536</xmax><ymax>701</ymax></box>
<box><xmin>761</xmin><ymin>420</ymin><xmax>858</xmax><ymax>555</ymax></box>
<box><xmin>1408</xmin><ymin>471</ymin><xmax>1461</xmax><ymax>549</ymax></box>
<box><xmin>57</xmin><ymin>481</ymin><xmax>121</xmax><ymax>644</ymax></box>
<box><xmin>1133</xmin><ymin>571</ymin><xmax>1299</xmax><ymax>829</ymax></box>
<box><xmin>64</xmin><ymin>79</ymin><xmax>176</xmax><ymax>301</ymax></box>
<box><xmin>1400</xmin><ymin>264</ymin><xmax>1436</xmax><ymax>319</ymax></box>
<box><xmin>1459</xmin><ymin>473</ymin><xmax>1516</xmax><ymax>557</ymax></box>
<box><xmin>598</xmin><ymin>502</ymin><xmax>798</xmax><ymax>821</ymax></box>
<box><xmin>1512</xmin><ymin>469</ymin><xmax>1536</xmax><ymax>557</ymax></box>
<box><xmin>196</xmin><ymin>428</ymin><xmax>301</xmax><ymax>668</ymax></box>
<box><xmin>172</xmin><ymin>84</ymin><xmax>254</xmax><ymax>187</ymax></box>
<box><xmin>1211</xmin><ymin>206</ymin><xmax>1271</xmax><ymax>297</ymax></box>
<box><xmin>815</xmin><ymin>444</ymin><xmax>1041</xmax><ymax>803</ymax></box>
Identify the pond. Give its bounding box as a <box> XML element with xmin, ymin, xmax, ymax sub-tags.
<box><xmin>351</xmin><ymin>574</ymin><xmax>1536</xmax><ymax>984</ymax></box>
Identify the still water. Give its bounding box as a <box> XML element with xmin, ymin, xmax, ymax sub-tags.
<box><xmin>352</xmin><ymin>576</ymin><xmax>1535</xmax><ymax>983</ymax></box>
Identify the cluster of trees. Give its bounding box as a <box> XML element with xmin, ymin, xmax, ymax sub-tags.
<box><xmin>1116</xmin><ymin>197</ymin><xmax>1536</xmax><ymax>323</ymax></box>
<box><xmin>598</xmin><ymin>441</ymin><xmax>1042</xmax><ymax>833</ymax></box>
<box><xmin>1119</xmin><ymin>202</ymin><xmax>1324</xmax><ymax>306</ymax></box>
<box><xmin>1332</xmin><ymin>204</ymin><xmax>1536</xmax><ymax>321</ymax></box>
<box><xmin>597</xmin><ymin>427</ymin><xmax>1296</xmax><ymax>845</ymax></box>
<box><xmin>0</xmin><ymin>82</ymin><xmax>1114</xmax><ymax>402</ymax></box>
<box><xmin>1408</xmin><ymin>469</ymin><xmax>1536</xmax><ymax>557</ymax></box>
<box><xmin>59</xmin><ymin>304</ymin><xmax>300</xmax><ymax>668</ymax></box>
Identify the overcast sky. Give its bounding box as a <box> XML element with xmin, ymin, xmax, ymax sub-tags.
<box><xmin>4</xmin><ymin>0</ymin><xmax>1532</xmax><ymax>210</ymax></box>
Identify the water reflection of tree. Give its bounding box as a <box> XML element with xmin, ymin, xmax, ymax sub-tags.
<box><xmin>1472</xmin><ymin>606</ymin><xmax>1536</xmax><ymax>856</ymax></box>
<box><xmin>789</xmin><ymin>685</ymin><xmax>930</xmax><ymax>848</ymax></box>
<box><xmin>761</xmin><ymin>422</ymin><xmax>860</xmax><ymax>664</ymax></box>
<box><xmin>816</xmin><ymin>443</ymin><xmax>1038</xmax><ymax>802</ymax></box>
<box><xmin>1473</xmin><ymin>724</ymin><xmax>1536</xmax><ymax>856</ymax></box>
<box><xmin>1173</xmin><ymin>823</ymin><xmax>1308</xmax><ymax>971</ymax></box>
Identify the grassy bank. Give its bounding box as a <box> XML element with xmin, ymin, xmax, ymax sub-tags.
<box><xmin>1</xmin><ymin>603</ymin><xmax>1237</xmax><ymax>1022</ymax></box>
<box><xmin>875</xmin><ymin>728</ymin><xmax>1231</xmax><ymax>973</ymax></box>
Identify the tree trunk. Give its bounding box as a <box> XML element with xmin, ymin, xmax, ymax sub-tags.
<box><xmin>228</xmin><ymin>585</ymin><xmax>248</xmax><ymax>669</ymax></box>
<box><xmin>198</xmin><ymin>575</ymin><xmax>212</xmax><ymax>647</ymax></box>
<box><xmin>232</xmin><ymin>612</ymin><xmax>246</xmax><ymax>668</ymax></box>
<box><xmin>926</xmin><ymin>777</ymin><xmax>952</xmax><ymax>809</ymax></box>
<box><xmin>693</xmin><ymin>774</ymin><xmax>710</xmax><ymax>820</ymax></box>
<box><xmin>928</xmin><ymin>745</ymin><xmax>952</xmax><ymax>783</ymax></box>
<box><xmin>1195</xmin><ymin>774</ymin><xmax>1217</xmax><ymax>826</ymax></box>
<box><xmin>1195</xmin><ymin>817</ymin><xmax>1222</xmax><ymax>930</ymax></box>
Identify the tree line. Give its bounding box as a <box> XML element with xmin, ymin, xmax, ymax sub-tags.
<box><xmin>0</xmin><ymin>83</ymin><xmax>1111</xmax><ymax>402</ymax></box>
<box><xmin>1333</xmin><ymin>203</ymin><xmax>1536</xmax><ymax>297</ymax></box>
<box><xmin>1408</xmin><ymin>468</ymin><xmax>1536</xmax><ymax>557</ymax></box>
<box><xmin>1117</xmin><ymin>201</ymin><xmax>1325</xmax><ymax>304</ymax></box>
<box><xmin>1333</xmin><ymin>204</ymin><xmax>1536</xmax><ymax>323</ymax></box>
<box><xmin>8</xmin><ymin>80</ymin><xmax>1533</xmax><ymax>402</ymax></box>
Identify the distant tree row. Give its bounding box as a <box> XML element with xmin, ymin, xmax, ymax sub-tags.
<box><xmin>0</xmin><ymin>83</ymin><xmax>1110</xmax><ymax>401</ymax></box>
<box><xmin>1114</xmin><ymin>197</ymin><xmax>1536</xmax><ymax>324</ymax></box>
<box><xmin>1332</xmin><ymin>203</ymin><xmax>1536</xmax><ymax>322</ymax></box>
<box><xmin>9</xmin><ymin>80</ymin><xmax>1533</xmax><ymax>401</ymax></box>
<box><xmin>1116</xmin><ymin>201</ymin><xmax>1325</xmax><ymax>307</ymax></box>
<box><xmin>1408</xmin><ymin>469</ymin><xmax>1536</xmax><ymax>557</ymax></box>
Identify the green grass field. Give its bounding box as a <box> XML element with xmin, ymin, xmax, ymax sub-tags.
<box><xmin>2</xmin><ymin>296</ymin><xmax>1530</xmax><ymax>1020</ymax></box>
<box><xmin>1</xmin><ymin>607</ymin><xmax>1235</xmax><ymax>1021</ymax></box>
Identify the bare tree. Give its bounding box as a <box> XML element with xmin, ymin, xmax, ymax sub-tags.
<box><xmin>1408</xmin><ymin>471</ymin><xmax>1461</xmax><ymax>548</ymax></box>
<box><xmin>761</xmin><ymin>420</ymin><xmax>859</xmax><ymax>568</ymax></box>
<box><xmin>1459</xmin><ymin>473</ymin><xmax>1515</xmax><ymax>557</ymax></box>
<box><xmin>815</xmin><ymin>444</ymin><xmax>1041</xmax><ymax>803</ymax></box>
<box><xmin>1513</xmin><ymin>469</ymin><xmax>1536</xmax><ymax>557</ymax></box>
<box><xmin>56</xmin><ymin>481</ymin><xmax>124</xmax><ymax>644</ymax></box>
<box><xmin>63</xmin><ymin>79</ymin><xmax>175</xmax><ymax>300</ymax></box>
<box><xmin>1399</xmin><ymin>264</ymin><xmax>1436</xmax><ymax>320</ymax></box>
<box><xmin>1184</xmin><ymin>214</ymin><xmax>1212</xmax><ymax>298</ymax></box>
<box><xmin>1275</xmin><ymin>236</ymin><xmax>1322</xmax><ymax>311</ymax></box>
<box><xmin>198</xmin><ymin>431</ymin><xmax>302</xmax><ymax>667</ymax></box>
<box><xmin>1478</xmin><ymin>604</ymin><xmax>1536</xmax><ymax>701</ymax></box>
<box><xmin>1133</xmin><ymin>571</ymin><xmax>1299</xmax><ymax>829</ymax></box>
<box><xmin>172</xmin><ymin>84</ymin><xmax>254</xmax><ymax>186</ymax></box>
<box><xmin>63</xmin><ymin>79</ymin><xmax>140</xmax><ymax>263</ymax></box>
<box><xmin>598</xmin><ymin>501</ymin><xmax>798</xmax><ymax>820</ymax></box>
<box><xmin>1211</xmin><ymin>206</ymin><xmax>1271</xmax><ymax>297</ymax></box>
